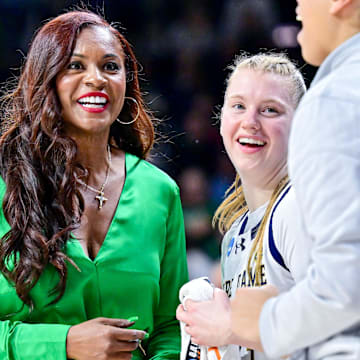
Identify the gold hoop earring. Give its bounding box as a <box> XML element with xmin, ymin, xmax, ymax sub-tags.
<box><xmin>116</xmin><ymin>97</ymin><xmax>140</xmax><ymax>125</ymax></box>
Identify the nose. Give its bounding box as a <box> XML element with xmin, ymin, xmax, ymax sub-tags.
<box><xmin>241</xmin><ymin>109</ymin><xmax>261</xmax><ymax>132</ymax></box>
<box><xmin>83</xmin><ymin>65</ymin><xmax>107</xmax><ymax>89</ymax></box>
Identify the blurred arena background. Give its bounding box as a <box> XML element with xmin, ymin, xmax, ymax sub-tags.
<box><xmin>0</xmin><ymin>0</ymin><xmax>317</xmax><ymax>284</ymax></box>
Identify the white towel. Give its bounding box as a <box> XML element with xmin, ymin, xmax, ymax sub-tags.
<box><xmin>179</xmin><ymin>277</ymin><xmax>240</xmax><ymax>360</ymax></box>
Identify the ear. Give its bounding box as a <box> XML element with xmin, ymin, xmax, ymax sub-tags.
<box><xmin>329</xmin><ymin>0</ymin><xmax>354</xmax><ymax>15</ymax></box>
<box><xmin>219</xmin><ymin>108</ymin><xmax>224</xmax><ymax>137</ymax></box>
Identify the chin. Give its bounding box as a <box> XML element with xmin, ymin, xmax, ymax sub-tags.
<box><xmin>301</xmin><ymin>46</ymin><xmax>326</xmax><ymax>67</ymax></box>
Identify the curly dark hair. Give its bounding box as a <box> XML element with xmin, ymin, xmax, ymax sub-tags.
<box><xmin>0</xmin><ymin>10</ymin><xmax>155</xmax><ymax>307</ymax></box>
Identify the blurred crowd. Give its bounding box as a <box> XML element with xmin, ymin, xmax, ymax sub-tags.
<box><xmin>0</xmin><ymin>0</ymin><xmax>315</xmax><ymax>285</ymax></box>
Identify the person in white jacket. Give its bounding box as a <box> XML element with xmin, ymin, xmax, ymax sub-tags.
<box><xmin>177</xmin><ymin>1</ymin><xmax>360</xmax><ymax>359</ymax></box>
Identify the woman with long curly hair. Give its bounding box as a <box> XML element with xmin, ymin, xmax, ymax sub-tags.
<box><xmin>0</xmin><ymin>10</ymin><xmax>188</xmax><ymax>360</ymax></box>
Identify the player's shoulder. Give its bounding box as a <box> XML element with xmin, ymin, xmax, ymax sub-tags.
<box><xmin>269</xmin><ymin>183</ymin><xmax>301</xmax><ymax>229</ymax></box>
<box><xmin>223</xmin><ymin>213</ymin><xmax>245</xmax><ymax>239</ymax></box>
<box><xmin>271</xmin><ymin>183</ymin><xmax>294</xmax><ymax>215</ymax></box>
<box><xmin>222</xmin><ymin>211</ymin><xmax>248</xmax><ymax>247</ymax></box>
<box><xmin>265</xmin><ymin>183</ymin><xmax>301</xmax><ymax>273</ymax></box>
<box><xmin>268</xmin><ymin>184</ymin><xmax>309</xmax><ymax>260</ymax></box>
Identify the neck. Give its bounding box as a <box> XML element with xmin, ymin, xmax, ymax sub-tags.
<box><xmin>328</xmin><ymin>3</ymin><xmax>360</xmax><ymax>54</ymax></box>
<box><xmin>330</xmin><ymin>26</ymin><xmax>360</xmax><ymax>54</ymax></box>
<box><xmin>75</xmin><ymin>136</ymin><xmax>111</xmax><ymax>184</ymax></box>
<box><xmin>241</xmin><ymin>165</ymin><xmax>288</xmax><ymax>212</ymax></box>
<box><xmin>242</xmin><ymin>185</ymin><xmax>272</xmax><ymax>212</ymax></box>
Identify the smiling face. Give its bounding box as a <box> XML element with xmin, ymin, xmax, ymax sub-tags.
<box><xmin>56</xmin><ymin>25</ymin><xmax>126</xmax><ymax>138</ymax></box>
<box><xmin>220</xmin><ymin>68</ymin><xmax>295</xmax><ymax>186</ymax></box>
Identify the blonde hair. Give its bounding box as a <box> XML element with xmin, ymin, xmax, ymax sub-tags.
<box><xmin>225</xmin><ymin>52</ymin><xmax>306</xmax><ymax>107</ymax></box>
<box><xmin>213</xmin><ymin>53</ymin><xmax>306</xmax><ymax>286</ymax></box>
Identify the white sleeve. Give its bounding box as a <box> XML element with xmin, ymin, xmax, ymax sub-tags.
<box><xmin>271</xmin><ymin>187</ymin><xmax>311</xmax><ymax>283</ymax></box>
<box><xmin>259</xmin><ymin>96</ymin><xmax>360</xmax><ymax>358</ymax></box>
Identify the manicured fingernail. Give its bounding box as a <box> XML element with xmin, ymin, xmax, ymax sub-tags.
<box><xmin>127</xmin><ymin>316</ymin><xmax>139</xmax><ymax>322</ymax></box>
<box><xmin>143</xmin><ymin>332</ymin><xmax>149</xmax><ymax>339</ymax></box>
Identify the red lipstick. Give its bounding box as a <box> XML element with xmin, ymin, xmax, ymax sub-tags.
<box><xmin>77</xmin><ymin>92</ymin><xmax>109</xmax><ymax>113</ymax></box>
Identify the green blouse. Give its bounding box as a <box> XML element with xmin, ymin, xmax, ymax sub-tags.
<box><xmin>0</xmin><ymin>153</ymin><xmax>188</xmax><ymax>359</ymax></box>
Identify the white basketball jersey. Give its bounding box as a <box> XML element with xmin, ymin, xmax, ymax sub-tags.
<box><xmin>221</xmin><ymin>184</ymin><xmax>311</xmax><ymax>360</ymax></box>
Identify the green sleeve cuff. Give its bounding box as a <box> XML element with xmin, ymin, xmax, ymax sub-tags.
<box><xmin>9</xmin><ymin>323</ymin><xmax>71</xmax><ymax>360</ymax></box>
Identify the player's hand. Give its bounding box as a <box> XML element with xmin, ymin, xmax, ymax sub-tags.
<box><xmin>176</xmin><ymin>288</ymin><xmax>235</xmax><ymax>346</ymax></box>
<box><xmin>66</xmin><ymin>317</ymin><xmax>146</xmax><ymax>360</ymax></box>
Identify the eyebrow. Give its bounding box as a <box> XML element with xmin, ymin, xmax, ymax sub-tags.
<box><xmin>228</xmin><ymin>95</ymin><xmax>244</xmax><ymax>100</ymax></box>
<box><xmin>72</xmin><ymin>53</ymin><xmax>121</xmax><ymax>59</ymax></box>
<box><xmin>228</xmin><ymin>94</ymin><xmax>286</xmax><ymax>104</ymax></box>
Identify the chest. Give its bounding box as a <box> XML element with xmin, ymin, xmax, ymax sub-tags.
<box><xmin>222</xmin><ymin>220</ymin><xmax>261</xmax><ymax>295</ymax></box>
<box><xmin>222</xmin><ymin>212</ymin><xmax>294</xmax><ymax>297</ymax></box>
<box><xmin>74</xmin><ymin>178</ymin><xmax>124</xmax><ymax>260</ymax></box>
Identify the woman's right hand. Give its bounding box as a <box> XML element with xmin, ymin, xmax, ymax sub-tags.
<box><xmin>66</xmin><ymin>317</ymin><xmax>146</xmax><ymax>360</ymax></box>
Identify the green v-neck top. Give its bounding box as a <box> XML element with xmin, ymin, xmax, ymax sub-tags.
<box><xmin>0</xmin><ymin>152</ymin><xmax>189</xmax><ymax>359</ymax></box>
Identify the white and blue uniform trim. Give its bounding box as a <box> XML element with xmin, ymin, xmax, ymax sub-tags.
<box><xmin>221</xmin><ymin>183</ymin><xmax>312</xmax><ymax>360</ymax></box>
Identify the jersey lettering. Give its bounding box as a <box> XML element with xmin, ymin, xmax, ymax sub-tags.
<box><xmin>185</xmin><ymin>342</ymin><xmax>201</xmax><ymax>360</ymax></box>
<box><xmin>223</xmin><ymin>278</ymin><xmax>233</xmax><ymax>296</ymax></box>
<box><xmin>235</xmin><ymin>265</ymin><xmax>267</xmax><ymax>288</ymax></box>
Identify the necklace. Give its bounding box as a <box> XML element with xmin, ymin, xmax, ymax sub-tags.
<box><xmin>77</xmin><ymin>145</ymin><xmax>112</xmax><ymax>209</ymax></box>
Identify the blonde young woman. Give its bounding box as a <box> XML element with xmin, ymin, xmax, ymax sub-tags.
<box><xmin>177</xmin><ymin>53</ymin><xmax>310</xmax><ymax>359</ymax></box>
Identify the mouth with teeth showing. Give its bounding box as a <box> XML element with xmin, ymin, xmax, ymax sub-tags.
<box><xmin>238</xmin><ymin>137</ymin><xmax>266</xmax><ymax>148</ymax></box>
<box><xmin>77</xmin><ymin>93</ymin><xmax>109</xmax><ymax>113</ymax></box>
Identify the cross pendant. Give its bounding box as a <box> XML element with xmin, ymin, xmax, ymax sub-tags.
<box><xmin>95</xmin><ymin>192</ymin><xmax>108</xmax><ymax>209</ymax></box>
